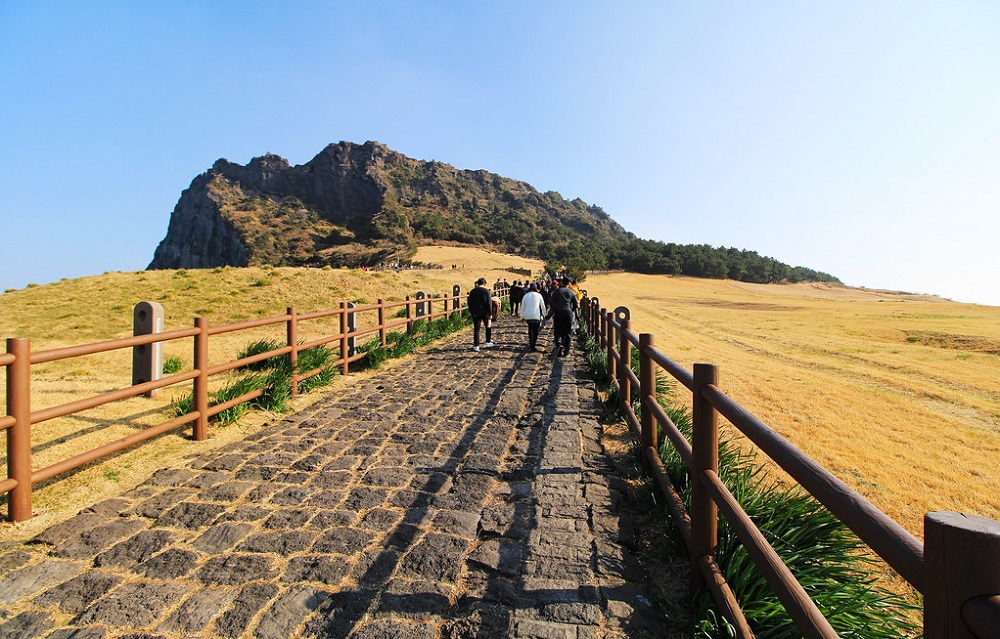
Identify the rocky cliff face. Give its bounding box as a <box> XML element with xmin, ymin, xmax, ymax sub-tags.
<box><xmin>149</xmin><ymin>140</ymin><xmax>631</xmax><ymax>271</ymax></box>
<box><xmin>149</xmin><ymin>142</ymin><xmax>388</xmax><ymax>269</ymax></box>
<box><xmin>147</xmin><ymin>173</ymin><xmax>250</xmax><ymax>269</ymax></box>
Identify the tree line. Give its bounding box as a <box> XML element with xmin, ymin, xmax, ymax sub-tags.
<box><xmin>538</xmin><ymin>237</ymin><xmax>839</xmax><ymax>285</ymax></box>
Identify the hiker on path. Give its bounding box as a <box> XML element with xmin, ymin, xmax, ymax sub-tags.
<box><xmin>545</xmin><ymin>276</ymin><xmax>578</xmax><ymax>357</ymax></box>
<box><xmin>509</xmin><ymin>280</ymin><xmax>524</xmax><ymax>316</ymax></box>
<box><xmin>519</xmin><ymin>282</ymin><xmax>547</xmax><ymax>352</ymax></box>
<box><xmin>467</xmin><ymin>277</ymin><xmax>494</xmax><ymax>352</ymax></box>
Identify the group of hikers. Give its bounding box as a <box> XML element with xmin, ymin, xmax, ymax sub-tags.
<box><xmin>466</xmin><ymin>274</ymin><xmax>582</xmax><ymax>355</ymax></box>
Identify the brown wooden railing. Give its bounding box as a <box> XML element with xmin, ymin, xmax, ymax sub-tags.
<box><xmin>2</xmin><ymin>286</ymin><xmax>474</xmax><ymax>523</ymax></box>
<box><xmin>581</xmin><ymin>295</ymin><xmax>1000</xmax><ymax>639</ymax></box>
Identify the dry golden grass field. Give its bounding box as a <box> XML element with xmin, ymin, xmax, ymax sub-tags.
<box><xmin>2</xmin><ymin>246</ymin><xmax>998</xmax><ymax>551</ymax></box>
<box><xmin>580</xmin><ymin>271</ymin><xmax>1000</xmax><ymax>540</ymax></box>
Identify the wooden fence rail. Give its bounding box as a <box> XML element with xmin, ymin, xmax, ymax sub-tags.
<box><xmin>3</xmin><ymin>286</ymin><xmax>478</xmax><ymax>524</ymax></box>
<box><xmin>581</xmin><ymin>295</ymin><xmax>1000</xmax><ymax>639</ymax></box>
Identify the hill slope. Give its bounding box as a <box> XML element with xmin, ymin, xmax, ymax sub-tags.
<box><xmin>149</xmin><ymin>141</ymin><xmax>838</xmax><ymax>284</ymax></box>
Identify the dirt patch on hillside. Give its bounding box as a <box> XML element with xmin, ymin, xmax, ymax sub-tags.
<box><xmin>683</xmin><ymin>298</ymin><xmax>804</xmax><ymax>312</ymax></box>
<box><xmin>904</xmin><ymin>331</ymin><xmax>1000</xmax><ymax>354</ymax></box>
<box><xmin>731</xmin><ymin>280</ymin><xmax>951</xmax><ymax>303</ymax></box>
<box><xmin>413</xmin><ymin>245</ymin><xmax>544</xmax><ymax>273</ymax></box>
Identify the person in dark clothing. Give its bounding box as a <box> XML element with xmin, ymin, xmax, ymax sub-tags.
<box><xmin>545</xmin><ymin>277</ymin><xmax>578</xmax><ymax>356</ymax></box>
<box><xmin>467</xmin><ymin>278</ymin><xmax>494</xmax><ymax>352</ymax></box>
<box><xmin>509</xmin><ymin>280</ymin><xmax>524</xmax><ymax>316</ymax></box>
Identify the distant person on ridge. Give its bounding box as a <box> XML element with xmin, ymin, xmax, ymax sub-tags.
<box><xmin>545</xmin><ymin>276</ymin><xmax>578</xmax><ymax>357</ymax></box>
<box><xmin>519</xmin><ymin>283</ymin><xmax>547</xmax><ymax>352</ymax></box>
<box><xmin>467</xmin><ymin>278</ymin><xmax>494</xmax><ymax>352</ymax></box>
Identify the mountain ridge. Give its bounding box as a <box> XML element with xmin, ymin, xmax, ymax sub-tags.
<box><xmin>149</xmin><ymin>141</ymin><xmax>839</xmax><ymax>284</ymax></box>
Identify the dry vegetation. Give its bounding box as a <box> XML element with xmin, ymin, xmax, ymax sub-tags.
<box><xmin>581</xmin><ymin>272</ymin><xmax>1000</xmax><ymax>539</ymax></box>
<box><xmin>3</xmin><ymin>247</ymin><xmax>998</xmax><ymax>554</ymax></box>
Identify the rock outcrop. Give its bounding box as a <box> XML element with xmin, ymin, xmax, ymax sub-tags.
<box><xmin>147</xmin><ymin>173</ymin><xmax>250</xmax><ymax>269</ymax></box>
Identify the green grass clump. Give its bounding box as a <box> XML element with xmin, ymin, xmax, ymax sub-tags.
<box><xmin>356</xmin><ymin>313</ymin><xmax>469</xmax><ymax>371</ymax></box>
<box><xmin>163</xmin><ymin>356</ymin><xmax>185</xmax><ymax>375</ymax></box>
<box><xmin>296</xmin><ymin>344</ymin><xmax>338</xmax><ymax>393</ymax></box>
<box><xmin>358</xmin><ymin>338</ymin><xmax>391</xmax><ymax>370</ymax></box>
<box><xmin>659</xmin><ymin>412</ymin><xmax>918</xmax><ymax>638</ymax></box>
<box><xmin>172</xmin><ymin>340</ymin><xmax>336</xmax><ymax>426</ymax></box>
<box><xmin>582</xmin><ymin>332</ymin><xmax>610</xmax><ymax>385</ymax></box>
<box><xmin>237</xmin><ymin>339</ymin><xmax>284</xmax><ymax>370</ymax></box>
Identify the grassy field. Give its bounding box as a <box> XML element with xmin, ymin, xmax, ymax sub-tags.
<box><xmin>2</xmin><ymin>246</ymin><xmax>998</xmax><ymax>551</ymax></box>
<box><xmin>580</xmin><ymin>272</ymin><xmax>1000</xmax><ymax>540</ymax></box>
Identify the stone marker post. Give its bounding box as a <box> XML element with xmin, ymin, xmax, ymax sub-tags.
<box><xmin>132</xmin><ymin>301</ymin><xmax>164</xmax><ymax>398</ymax></box>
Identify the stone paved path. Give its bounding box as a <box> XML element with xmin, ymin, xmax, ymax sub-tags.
<box><xmin>0</xmin><ymin>317</ymin><xmax>668</xmax><ymax>639</ymax></box>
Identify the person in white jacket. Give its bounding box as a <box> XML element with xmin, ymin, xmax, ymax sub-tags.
<box><xmin>519</xmin><ymin>283</ymin><xmax>547</xmax><ymax>352</ymax></box>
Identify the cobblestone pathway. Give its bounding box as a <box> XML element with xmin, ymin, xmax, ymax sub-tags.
<box><xmin>0</xmin><ymin>317</ymin><xmax>668</xmax><ymax>638</ymax></box>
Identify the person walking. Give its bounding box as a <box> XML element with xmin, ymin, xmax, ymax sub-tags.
<box><xmin>545</xmin><ymin>277</ymin><xmax>578</xmax><ymax>357</ymax></box>
<box><xmin>519</xmin><ymin>283</ymin><xmax>547</xmax><ymax>351</ymax></box>
<box><xmin>467</xmin><ymin>277</ymin><xmax>494</xmax><ymax>352</ymax></box>
<box><xmin>509</xmin><ymin>280</ymin><xmax>524</xmax><ymax>316</ymax></box>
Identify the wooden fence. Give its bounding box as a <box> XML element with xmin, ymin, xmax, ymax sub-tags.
<box><xmin>581</xmin><ymin>296</ymin><xmax>1000</xmax><ymax>639</ymax></box>
<box><xmin>2</xmin><ymin>285</ymin><xmax>476</xmax><ymax>524</ymax></box>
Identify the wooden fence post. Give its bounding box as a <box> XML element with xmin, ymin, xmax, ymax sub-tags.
<box><xmin>406</xmin><ymin>295</ymin><xmax>414</xmax><ymax>336</ymax></box>
<box><xmin>924</xmin><ymin>511</ymin><xmax>1000</xmax><ymax>638</ymax></box>
<box><xmin>340</xmin><ymin>302</ymin><xmax>349</xmax><ymax>375</ymax></box>
<box><xmin>452</xmin><ymin>285</ymin><xmax>462</xmax><ymax>317</ymax></box>
<box><xmin>193</xmin><ymin>317</ymin><xmax>209</xmax><ymax>441</ymax></box>
<box><xmin>617</xmin><ymin>310</ymin><xmax>632</xmax><ymax>409</ymax></box>
<box><xmin>378</xmin><ymin>299</ymin><xmax>387</xmax><ymax>346</ymax></box>
<box><xmin>605</xmin><ymin>310</ymin><xmax>616</xmax><ymax>383</ymax></box>
<box><xmin>691</xmin><ymin>362</ymin><xmax>720</xmax><ymax>593</ymax></box>
<box><xmin>287</xmin><ymin>307</ymin><xmax>298</xmax><ymax>397</ymax></box>
<box><xmin>6</xmin><ymin>338</ymin><xmax>32</xmax><ymax>522</ymax></box>
<box><xmin>596</xmin><ymin>308</ymin><xmax>608</xmax><ymax>348</ymax></box>
<box><xmin>589</xmin><ymin>298</ymin><xmax>600</xmax><ymax>335</ymax></box>
<box><xmin>639</xmin><ymin>333</ymin><xmax>657</xmax><ymax>470</ymax></box>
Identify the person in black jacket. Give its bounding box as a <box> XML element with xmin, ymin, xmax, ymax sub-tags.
<box><xmin>545</xmin><ymin>277</ymin><xmax>578</xmax><ymax>357</ymax></box>
<box><xmin>467</xmin><ymin>278</ymin><xmax>494</xmax><ymax>352</ymax></box>
<box><xmin>509</xmin><ymin>280</ymin><xmax>524</xmax><ymax>316</ymax></box>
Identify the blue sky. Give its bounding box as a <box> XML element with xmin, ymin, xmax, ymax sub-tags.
<box><xmin>2</xmin><ymin>2</ymin><xmax>998</xmax><ymax>305</ymax></box>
